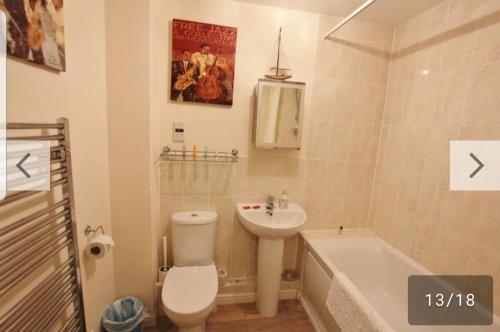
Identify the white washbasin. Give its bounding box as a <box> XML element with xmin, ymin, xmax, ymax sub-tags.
<box><xmin>236</xmin><ymin>203</ymin><xmax>307</xmax><ymax>238</ymax></box>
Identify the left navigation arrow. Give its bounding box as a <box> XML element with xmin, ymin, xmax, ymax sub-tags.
<box><xmin>16</xmin><ymin>153</ymin><xmax>31</xmax><ymax>178</ymax></box>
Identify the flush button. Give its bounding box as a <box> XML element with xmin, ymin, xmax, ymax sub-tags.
<box><xmin>450</xmin><ymin>141</ymin><xmax>500</xmax><ymax>191</ymax></box>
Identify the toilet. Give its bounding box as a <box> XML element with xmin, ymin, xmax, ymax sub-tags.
<box><xmin>162</xmin><ymin>211</ymin><xmax>218</xmax><ymax>332</ymax></box>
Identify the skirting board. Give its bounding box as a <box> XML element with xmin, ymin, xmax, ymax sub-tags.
<box><xmin>142</xmin><ymin>312</ymin><xmax>158</xmax><ymax>328</ymax></box>
<box><xmin>216</xmin><ymin>288</ymin><xmax>298</xmax><ymax>305</ymax></box>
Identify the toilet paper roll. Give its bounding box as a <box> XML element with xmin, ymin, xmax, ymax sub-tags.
<box><xmin>86</xmin><ymin>234</ymin><xmax>115</xmax><ymax>258</ymax></box>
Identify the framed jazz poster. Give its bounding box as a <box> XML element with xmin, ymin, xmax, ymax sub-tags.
<box><xmin>171</xmin><ymin>19</ymin><xmax>237</xmax><ymax>106</ymax></box>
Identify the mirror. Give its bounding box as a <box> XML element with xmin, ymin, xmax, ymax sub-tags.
<box><xmin>254</xmin><ymin>79</ymin><xmax>305</xmax><ymax>149</ymax></box>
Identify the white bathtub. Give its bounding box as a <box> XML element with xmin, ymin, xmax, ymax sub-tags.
<box><xmin>300</xmin><ymin>233</ymin><xmax>500</xmax><ymax>332</ymax></box>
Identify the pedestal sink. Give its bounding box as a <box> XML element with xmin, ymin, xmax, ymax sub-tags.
<box><xmin>236</xmin><ymin>203</ymin><xmax>307</xmax><ymax>317</ymax></box>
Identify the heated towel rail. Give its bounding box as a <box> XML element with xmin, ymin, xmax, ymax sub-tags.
<box><xmin>0</xmin><ymin>118</ymin><xmax>86</xmax><ymax>332</ymax></box>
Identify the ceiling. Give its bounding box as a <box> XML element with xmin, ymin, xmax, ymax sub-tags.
<box><xmin>231</xmin><ymin>0</ymin><xmax>444</xmax><ymax>26</ymax></box>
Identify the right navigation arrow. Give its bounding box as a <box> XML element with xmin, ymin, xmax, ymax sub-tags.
<box><xmin>469</xmin><ymin>153</ymin><xmax>484</xmax><ymax>178</ymax></box>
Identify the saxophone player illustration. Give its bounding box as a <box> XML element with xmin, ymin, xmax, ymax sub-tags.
<box><xmin>171</xmin><ymin>50</ymin><xmax>199</xmax><ymax>102</ymax></box>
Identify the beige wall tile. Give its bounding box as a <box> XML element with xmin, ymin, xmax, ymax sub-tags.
<box><xmin>183</xmin><ymin>163</ymin><xmax>210</xmax><ymax>195</ymax></box>
<box><xmin>442</xmin><ymin>192</ymin><xmax>483</xmax><ymax>240</ymax></box>
<box><xmin>320</xmin><ymin>196</ymin><xmax>344</xmax><ymax>229</ymax></box>
<box><xmin>183</xmin><ymin>196</ymin><xmax>210</xmax><ymax>210</ymax></box>
<box><xmin>465</xmin><ymin>61</ymin><xmax>500</xmax><ymax>124</ymax></box>
<box><xmin>323</xmin><ymin>161</ymin><xmax>348</xmax><ymax>197</ymax></box>
<box><xmin>354</xmin><ymin>83</ymin><xmax>386</xmax><ymax>124</ymax></box>
<box><xmin>385</xmin><ymin>82</ymin><xmax>413</xmax><ymax>124</ymax></box>
<box><xmin>349</xmin><ymin>124</ymin><xmax>381</xmax><ymax>162</ymax></box>
<box><xmin>434</xmin><ymin>70</ymin><xmax>471</xmax><ymax>124</ymax></box>
<box><xmin>303</xmin><ymin>160</ymin><xmax>326</xmax><ymax>199</ymax></box>
<box><xmin>160</xmin><ymin>162</ymin><xmax>184</xmax><ymax>196</ymax></box>
<box><xmin>388</xmin><ymin>208</ymin><xmax>417</xmax><ymax>255</ymax></box>
<box><xmin>472</xmin><ymin>194</ymin><xmax>500</xmax><ymax>253</ymax></box>
<box><xmin>332</xmin><ymin>81</ymin><xmax>357</xmax><ymax>121</ymax></box>
<box><xmin>210</xmin><ymin>197</ymin><xmax>235</xmax><ymax>237</ymax></box>
<box><xmin>328</xmin><ymin>122</ymin><xmax>353</xmax><ymax>161</ymax></box>
<box><xmin>229</xmin><ymin>234</ymin><xmax>258</xmax><ymax>277</ymax></box>
<box><xmin>415</xmin><ymin>175</ymin><xmax>449</xmax><ymax>226</ymax></box>
<box><xmin>467</xmin><ymin>245</ymin><xmax>500</xmax><ymax>303</ymax></box>
<box><xmin>210</xmin><ymin>163</ymin><xmax>235</xmax><ymax>196</ymax></box>
<box><xmin>369</xmin><ymin>2</ymin><xmax>500</xmax><ymax>314</ymax></box>
<box><xmin>215</xmin><ymin>235</ymin><xmax>232</xmax><ymax>270</ymax></box>
<box><xmin>407</xmin><ymin>76</ymin><xmax>439</xmax><ymax>124</ymax></box>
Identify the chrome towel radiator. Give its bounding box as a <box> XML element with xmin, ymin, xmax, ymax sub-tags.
<box><xmin>0</xmin><ymin>118</ymin><xmax>86</xmax><ymax>332</ymax></box>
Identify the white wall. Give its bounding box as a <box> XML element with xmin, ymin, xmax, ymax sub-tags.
<box><xmin>105</xmin><ymin>0</ymin><xmax>156</xmax><ymax>311</ymax></box>
<box><xmin>5</xmin><ymin>0</ymin><xmax>115</xmax><ymax>330</ymax></box>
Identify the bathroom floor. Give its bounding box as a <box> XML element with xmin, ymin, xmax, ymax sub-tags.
<box><xmin>147</xmin><ymin>300</ymin><xmax>315</xmax><ymax>332</ymax></box>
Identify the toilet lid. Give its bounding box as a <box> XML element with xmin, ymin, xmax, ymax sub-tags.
<box><xmin>162</xmin><ymin>263</ymin><xmax>218</xmax><ymax>315</ymax></box>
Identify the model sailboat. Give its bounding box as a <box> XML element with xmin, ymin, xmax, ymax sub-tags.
<box><xmin>265</xmin><ymin>28</ymin><xmax>292</xmax><ymax>80</ymax></box>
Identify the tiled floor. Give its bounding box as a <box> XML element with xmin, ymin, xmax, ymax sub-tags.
<box><xmin>146</xmin><ymin>300</ymin><xmax>315</xmax><ymax>332</ymax></box>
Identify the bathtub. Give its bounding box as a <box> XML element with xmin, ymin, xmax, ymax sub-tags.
<box><xmin>299</xmin><ymin>232</ymin><xmax>500</xmax><ymax>332</ymax></box>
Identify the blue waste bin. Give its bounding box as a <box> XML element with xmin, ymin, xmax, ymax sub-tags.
<box><xmin>102</xmin><ymin>296</ymin><xmax>145</xmax><ymax>332</ymax></box>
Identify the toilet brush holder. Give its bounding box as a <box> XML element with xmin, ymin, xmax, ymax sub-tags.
<box><xmin>158</xmin><ymin>266</ymin><xmax>170</xmax><ymax>284</ymax></box>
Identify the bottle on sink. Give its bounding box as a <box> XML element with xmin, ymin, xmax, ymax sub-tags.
<box><xmin>279</xmin><ymin>190</ymin><xmax>289</xmax><ymax>209</ymax></box>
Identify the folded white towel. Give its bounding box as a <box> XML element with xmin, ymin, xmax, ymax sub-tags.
<box><xmin>326</xmin><ymin>271</ymin><xmax>394</xmax><ymax>332</ymax></box>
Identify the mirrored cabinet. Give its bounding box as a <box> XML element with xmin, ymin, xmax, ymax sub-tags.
<box><xmin>254</xmin><ymin>79</ymin><xmax>306</xmax><ymax>149</ymax></box>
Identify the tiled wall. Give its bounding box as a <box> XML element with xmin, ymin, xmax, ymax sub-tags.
<box><xmin>368</xmin><ymin>0</ymin><xmax>500</xmax><ymax>314</ymax></box>
<box><xmin>160</xmin><ymin>14</ymin><xmax>392</xmax><ymax>295</ymax></box>
<box><xmin>306</xmin><ymin>15</ymin><xmax>392</xmax><ymax>231</ymax></box>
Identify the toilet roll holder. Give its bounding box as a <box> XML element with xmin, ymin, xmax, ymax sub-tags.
<box><xmin>84</xmin><ymin>225</ymin><xmax>106</xmax><ymax>236</ymax></box>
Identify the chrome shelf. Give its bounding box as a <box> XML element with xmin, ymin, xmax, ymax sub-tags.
<box><xmin>160</xmin><ymin>146</ymin><xmax>238</xmax><ymax>163</ymax></box>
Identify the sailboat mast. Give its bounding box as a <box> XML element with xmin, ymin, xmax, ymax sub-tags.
<box><xmin>276</xmin><ymin>27</ymin><xmax>281</xmax><ymax>76</ymax></box>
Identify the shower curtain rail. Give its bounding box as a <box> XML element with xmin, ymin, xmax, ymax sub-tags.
<box><xmin>323</xmin><ymin>0</ymin><xmax>377</xmax><ymax>39</ymax></box>
<box><xmin>0</xmin><ymin>118</ymin><xmax>86</xmax><ymax>332</ymax></box>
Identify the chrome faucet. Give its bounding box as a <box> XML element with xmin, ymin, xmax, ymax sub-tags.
<box><xmin>265</xmin><ymin>195</ymin><xmax>275</xmax><ymax>216</ymax></box>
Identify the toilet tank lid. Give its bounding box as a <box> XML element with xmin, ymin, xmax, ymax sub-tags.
<box><xmin>172</xmin><ymin>211</ymin><xmax>218</xmax><ymax>225</ymax></box>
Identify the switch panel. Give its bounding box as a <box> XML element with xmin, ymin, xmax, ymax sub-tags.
<box><xmin>173</xmin><ymin>122</ymin><xmax>185</xmax><ymax>143</ymax></box>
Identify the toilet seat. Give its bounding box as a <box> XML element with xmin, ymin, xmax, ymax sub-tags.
<box><xmin>162</xmin><ymin>263</ymin><xmax>218</xmax><ymax>321</ymax></box>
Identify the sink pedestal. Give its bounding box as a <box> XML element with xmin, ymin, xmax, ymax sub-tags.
<box><xmin>236</xmin><ymin>203</ymin><xmax>307</xmax><ymax>317</ymax></box>
<box><xmin>256</xmin><ymin>237</ymin><xmax>284</xmax><ymax>317</ymax></box>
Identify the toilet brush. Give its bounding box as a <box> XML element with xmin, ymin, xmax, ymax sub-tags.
<box><xmin>158</xmin><ymin>236</ymin><xmax>169</xmax><ymax>283</ymax></box>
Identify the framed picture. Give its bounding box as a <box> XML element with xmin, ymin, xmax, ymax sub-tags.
<box><xmin>1</xmin><ymin>0</ymin><xmax>65</xmax><ymax>71</ymax></box>
<box><xmin>171</xmin><ymin>19</ymin><xmax>237</xmax><ymax>106</ymax></box>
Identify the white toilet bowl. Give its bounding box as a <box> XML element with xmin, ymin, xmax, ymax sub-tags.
<box><xmin>162</xmin><ymin>263</ymin><xmax>218</xmax><ymax>332</ymax></box>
